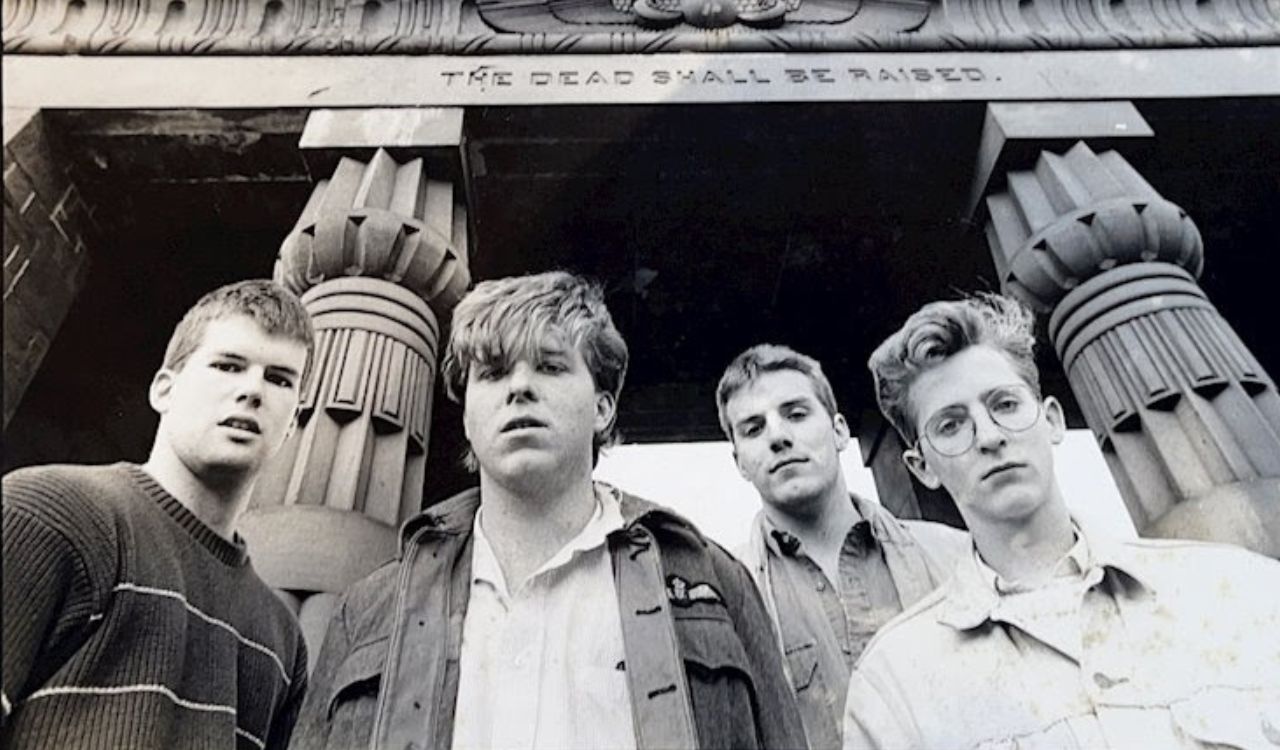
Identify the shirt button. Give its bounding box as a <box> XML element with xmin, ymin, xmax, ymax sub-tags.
<box><xmin>1092</xmin><ymin>672</ymin><xmax>1127</xmax><ymax>689</ymax></box>
<box><xmin>816</xmin><ymin>581</ymin><xmax>827</xmax><ymax>592</ymax></box>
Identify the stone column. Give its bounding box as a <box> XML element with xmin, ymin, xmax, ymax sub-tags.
<box><xmin>239</xmin><ymin>134</ymin><xmax>470</xmax><ymax>661</ymax></box>
<box><xmin>858</xmin><ymin>411</ymin><xmax>966</xmax><ymax>529</ymax></box>
<box><xmin>986</xmin><ymin>141</ymin><xmax>1280</xmax><ymax>556</ymax></box>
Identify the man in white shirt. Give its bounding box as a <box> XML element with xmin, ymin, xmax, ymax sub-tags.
<box><xmin>295</xmin><ymin>271</ymin><xmax>805</xmax><ymax>750</ymax></box>
<box><xmin>843</xmin><ymin>293</ymin><xmax>1280</xmax><ymax>750</ymax></box>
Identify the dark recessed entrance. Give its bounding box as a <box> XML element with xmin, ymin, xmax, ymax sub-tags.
<box><xmin>7</xmin><ymin>100</ymin><xmax>1278</xmax><ymax>507</ymax></box>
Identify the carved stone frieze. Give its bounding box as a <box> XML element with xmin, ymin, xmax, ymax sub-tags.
<box><xmin>3</xmin><ymin>0</ymin><xmax>1277</xmax><ymax>52</ymax></box>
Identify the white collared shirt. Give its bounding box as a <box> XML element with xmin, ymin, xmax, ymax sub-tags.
<box><xmin>451</xmin><ymin>485</ymin><xmax>637</xmax><ymax>750</ymax></box>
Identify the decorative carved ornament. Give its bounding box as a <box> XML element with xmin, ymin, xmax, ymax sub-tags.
<box><xmin>985</xmin><ymin>142</ymin><xmax>1204</xmax><ymax>315</ymax></box>
<box><xmin>3</xmin><ymin>0</ymin><xmax>1276</xmax><ymax>52</ymax></box>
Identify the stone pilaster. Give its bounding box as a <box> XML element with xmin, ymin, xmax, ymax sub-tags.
<box><xmin>3</xmin><ymin>109</ymin><xmax>95</xmax><ymax>427</ymax></box>
<box><xmin>986</xmin><ymin>141</ymin><xmax>1280</xmax><ymax>556</ymax></box>
<box><xmin>239</xmin><ymin>146</ymin><xmax>470</xmax><ymax>661</ymax></box>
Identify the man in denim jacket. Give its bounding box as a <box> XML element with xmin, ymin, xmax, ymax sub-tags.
<box><xmin>292</xmin><ymin>271</ymin><xmax>805</xmax><ymax>750</ymax></box>
<box><xmin>843</xmin><ymin>294</ymin><xmax>1280</xmax><ymax>750</ymax></box>
<box><xmin>718</xmin><ymin>345</ymin><xmax>968</xmax><ymax>749</ymax></box>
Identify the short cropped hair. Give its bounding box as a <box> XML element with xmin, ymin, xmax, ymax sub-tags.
<box><xmin>164</xmin><ymin>280</ymin><xmax>315</xmax><ymax>382</ymax></box>
<box><xmin>716</xmin><ymin>344</ymin><xmax>840</xmax><ymax>442</ymax></box>
<box><xmin>442</xmin><ymin>271</ymin><xmax>629</xmax><ymax>469</ymax></box>
<box><xmin>868</xmin><ymin>293</ymin><xmax>1039</xmax><ymax>444</ymax></box>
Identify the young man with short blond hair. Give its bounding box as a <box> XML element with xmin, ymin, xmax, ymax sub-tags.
<box><xmin>3</xmin><ymin>279</ymin><xmax>315</xmax><ymax>749</ymax></box>
<box><xmin>844</xmin><ymin>294</ymin><xmax>1280</xmax><ymax>749</ymax></box>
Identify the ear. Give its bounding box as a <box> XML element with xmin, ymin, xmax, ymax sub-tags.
<box><xmin>902</xmin><ymin>444</ymin><xmax>942</xmax><ymax>489</ymax></box>
<box><xmin>1044</xmin><ymin>395</ymin><xmax>1066</xmax><ymax>445</ymax></box>
<box><xmin>149</xmin><ymin>368</ymin><xmax>176</xmax><ymax>415</ymax></box>
<box><xmin>594</xmin><ymin>391</ymin><xmax>617</xmax><ymax>435</ymax></box>
<box><xmin>832</xmin><ymin>413</ymin><xmax>851</xmax><ymax>451</ymax></box>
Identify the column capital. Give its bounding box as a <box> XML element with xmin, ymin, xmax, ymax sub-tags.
<box><xmin>985</xmin><ymin>141</ymin><xmax>1202</xmax><ymax>314</ymax></box>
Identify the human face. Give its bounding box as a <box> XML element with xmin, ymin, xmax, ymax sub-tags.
<box><xmin>462</xmin><ymin>337</ymin><xmax>614</xmax><ymax>487</ymax></box>
<box><xmin>150</xmin><ymin>315</ymin><xmax>307</xmax><ymax>481</ymax></box>
<box><xmin>725</xmin><ymin>369</ymin><xmax>849</xmax><ymax>516</ymax></box>
<box><xmin>902</xmin><ymin>345</ymin><xmax>1065</xmax><ymax>526</ymax></box>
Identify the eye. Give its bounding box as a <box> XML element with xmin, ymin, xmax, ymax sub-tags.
<box><xmin>537</xmin><ymin>360</ymin><xmax>567</xmax><ymax>374</ymax></box>
<box><xmin>211</xmin><ymin>361</ymin><xmax>241</xmax><ymax>373</ymax></box>
<box><xmin>785</xmin><ymin>407</ymin><xmax>809</xmax><ymax>421</ymax></box>
<box><xmin>738</xmin><ymin>422</ymin><xmax>763</xmax><ymax>439</ymax></box>
<box><xmin>990</xmin><ymin>394</ymin><xmax>1023</xmax><ymax>414</ymax></box>
<box><xmin>474</xmin><ymin>364</ymin><xmax>506</xmax><ymax>381</ymax></box>
<box><xmin>266</xmin><ymin>372</ymin><xmax>296</xmax><ymax>389</ymax></box>
<box><xmin>933</xmin><ymin>417</ymin><xmax>965</xmax><ymax>437</ymax></box>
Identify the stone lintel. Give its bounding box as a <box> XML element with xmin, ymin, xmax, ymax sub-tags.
<box><xmin>6</xmin><ymin>49</ymin><xmax>1280</xmax><ymax>110</ymax></box>
<box><xmin>298</xmin><ymin>108</ymin><xmax>466</xmax><ymax>183</ymax></box>
<box><xmin>966</xmin><ymin>101</ymin><xmax>1154</xmax><ymax>219</ymax></box>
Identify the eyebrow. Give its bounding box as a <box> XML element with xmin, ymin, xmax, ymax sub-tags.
<box><xmin>213</xmin><ymin>351</ymin><xmax>300</xmax><ymax>378</ymax></box>
<box><xmin>931</xmin><ymin>385</ymin><xmax>1023</xmax><ymax>414</ymax></box>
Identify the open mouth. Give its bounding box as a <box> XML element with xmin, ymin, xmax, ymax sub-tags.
<box><xmin>770</xmin><ymin>458</ymin><xmax>807</xmax><ymax>474</ymax></box>
<box><xmin>982</xmin><ymin>462</ymin><xmax>1024</xmax><ymax>480</ymax></box>
<box><xmin>501</xmin><ymin>417</ymin><xmax>547</xmax><ymax>433</ymax></box>
<box><xmin>219</xmin><ymin>416</ymin><xmax>261</xmax><ymax>435</ymax></box>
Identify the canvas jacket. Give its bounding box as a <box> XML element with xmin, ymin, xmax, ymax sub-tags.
<box><xmin>737</xmin><ymin>494</ymin><xmax>969</xmax><ymax>749</ymax></box>
<box><xmin>291</xmin><ymin>486</ymin><xmax>807</xmax><ymax>750</ymax></box>
<box><xmin>843</xmin><ymin>524</ymin><xmax>1280</xmax><ymax>750</ymax></box>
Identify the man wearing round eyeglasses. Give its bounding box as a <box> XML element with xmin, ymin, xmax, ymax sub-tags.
<box><xmin>842</xmin><ymin>294</ymin><xmax>1280</xmax><ymax>750</ymax></box>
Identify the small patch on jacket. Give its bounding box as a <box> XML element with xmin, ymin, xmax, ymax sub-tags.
<box><xmin>666</xmin><ymin>575</ymin><xmax>724</xmax><ymax>608</ymax></box>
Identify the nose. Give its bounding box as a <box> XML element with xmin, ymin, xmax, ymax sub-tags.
<box><xmin>765</xmin><ymin>414</ymin><xmax>793</xmax><ymax>452</ymax></box>
<box><xmin>505</xmin><ymin>361</ymin><xmax>538</xmax><ymax>404</ymax></box>
<box><xmin>972</xmin><ymin>409</ymin><xmax>1007</xmax><ymax>453</ymax></box>
<box><xmin>235</xmin><ymin>369</ymin><xmax>265</xmax><ymax>409</ymax></box>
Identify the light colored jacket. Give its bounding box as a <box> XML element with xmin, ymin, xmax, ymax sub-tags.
<box><xmin>843</xmin><ymin>525</ymin><xmax>1280</xmax><ymax>750</ymax></box>
<box><xmin>737</xmin><ymin>494</ymin><xmax>970</xmax><ymax>749</ymax></box>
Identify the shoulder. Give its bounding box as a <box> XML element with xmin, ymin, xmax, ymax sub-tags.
<box><xmin>2</xmin><ymin>463</ymin><xmax>128</xmax><ymax>551</ymax></box>
<box><xmin>1106</xmin><ymin>535</ymin><xmax>1280</xmax><ymax>592</ymax></box>
<box><xmin>855</xmin><ymin>584</ymin><xmax>954</xmax><ymax>672</ymax></box>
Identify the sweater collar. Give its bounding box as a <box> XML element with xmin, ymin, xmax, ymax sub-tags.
<box><xmin>124</xmin><ymin>463</ymin><xmax>250</xmax><ymax>567</ymax></box>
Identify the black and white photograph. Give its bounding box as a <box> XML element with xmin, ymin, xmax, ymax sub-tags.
<box><xmin>3</xmin><ymin>9</ymin><xmax>1279</xmax><ymax>749</ymax></box>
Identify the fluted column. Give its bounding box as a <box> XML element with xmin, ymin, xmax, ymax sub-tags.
<box><xmin>239</xmin><ymin>146</ymin><xmax>470</xmax><ymax>660</ymax></box>
<box><xmin>986</xmin><ymin>141</ymin><xmax>1280</xmax><ymax>556</ymax></box>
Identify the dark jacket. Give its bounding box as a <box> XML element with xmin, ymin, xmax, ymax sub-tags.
<box><xmin>291</xmin><ymin>486</ymin><xmax>806</xmax><ymax>750</ymax></box>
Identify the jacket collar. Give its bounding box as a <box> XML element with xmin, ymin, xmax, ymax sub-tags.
<box><xmin>936</xmin><ymin>519</ymin><xmax>1154</xmax><ymax>631</ymax></box>
<box><xmin>398</xmin><ymin>482</ymin><xmax>704</xmax><ymax>554</ymax></box>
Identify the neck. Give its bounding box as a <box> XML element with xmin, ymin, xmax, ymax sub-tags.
<box><xmin>142</xmin><ymin>443</ymin><xmax>253</xmax><ymax>541</ymax></box>
<box><xmin>763</xmin><ymin>476</ymin><xmax>859</xmax><ymax>573</ymax></box>
<box><xmin>969</xmin><ymin>489</ymin><xmax>1074</xmax><ymax>587</ymax></box>
<box><xmin>478</xmin><ymin>467</ymin><xmax>599</xmax><ymax>589</ymax></box>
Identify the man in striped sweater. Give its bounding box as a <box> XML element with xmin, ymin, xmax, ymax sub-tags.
<box><xmin>2</xmin><ymin>280</ymin><xmax>315</xmax><ymax>749</ymax></box>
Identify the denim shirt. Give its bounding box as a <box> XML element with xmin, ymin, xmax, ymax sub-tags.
<box><xmin>738</xmin><ymin>494</ymin><xmax>969</xmax><ymax>750</ymax></box>
<box><xmin>843</xmin><ymin>525</ymin><xmax>1280</xmax><ymax>750</ymax></box>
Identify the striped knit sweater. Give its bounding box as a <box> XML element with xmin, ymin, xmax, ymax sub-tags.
<box><xmin>2</xmin><ymin>463</ymin><xmax>307</xmax><ymax>749</ymax></box>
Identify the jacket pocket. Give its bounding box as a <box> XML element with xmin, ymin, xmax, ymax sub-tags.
<box><xmin>674</xmin><ymin>614</ymin><xmax>752</xmax><ymax>678</ymax></box>
<box><xmin>783</xmin><ymin>642</ymin><xmax>818</xmax><ymax>692</ymax></box>
<box><xmin>1170</xmin><ymin>688</ymin><xmax>1280</xmax><ymax>749</ymax></box>
<box><xmin>326</xmin><ymin>637</ymin><xmax>388</xmax><ymax>720</ymax></box>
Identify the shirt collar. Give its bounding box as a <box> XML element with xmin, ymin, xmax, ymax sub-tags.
<box><xmin>938</xmin><ymin>520</ymin><xmax>1153</xmax><ymax>630</ymax></box>
<box><xmin>761</xmin><ymin>502</ymin><xmax>877</xmax><ymax>560</ymax></box>
<box><xmin>472</xmin><ymin>482</ymin><xmax>627</xmax><ymax>595</ymax></box>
